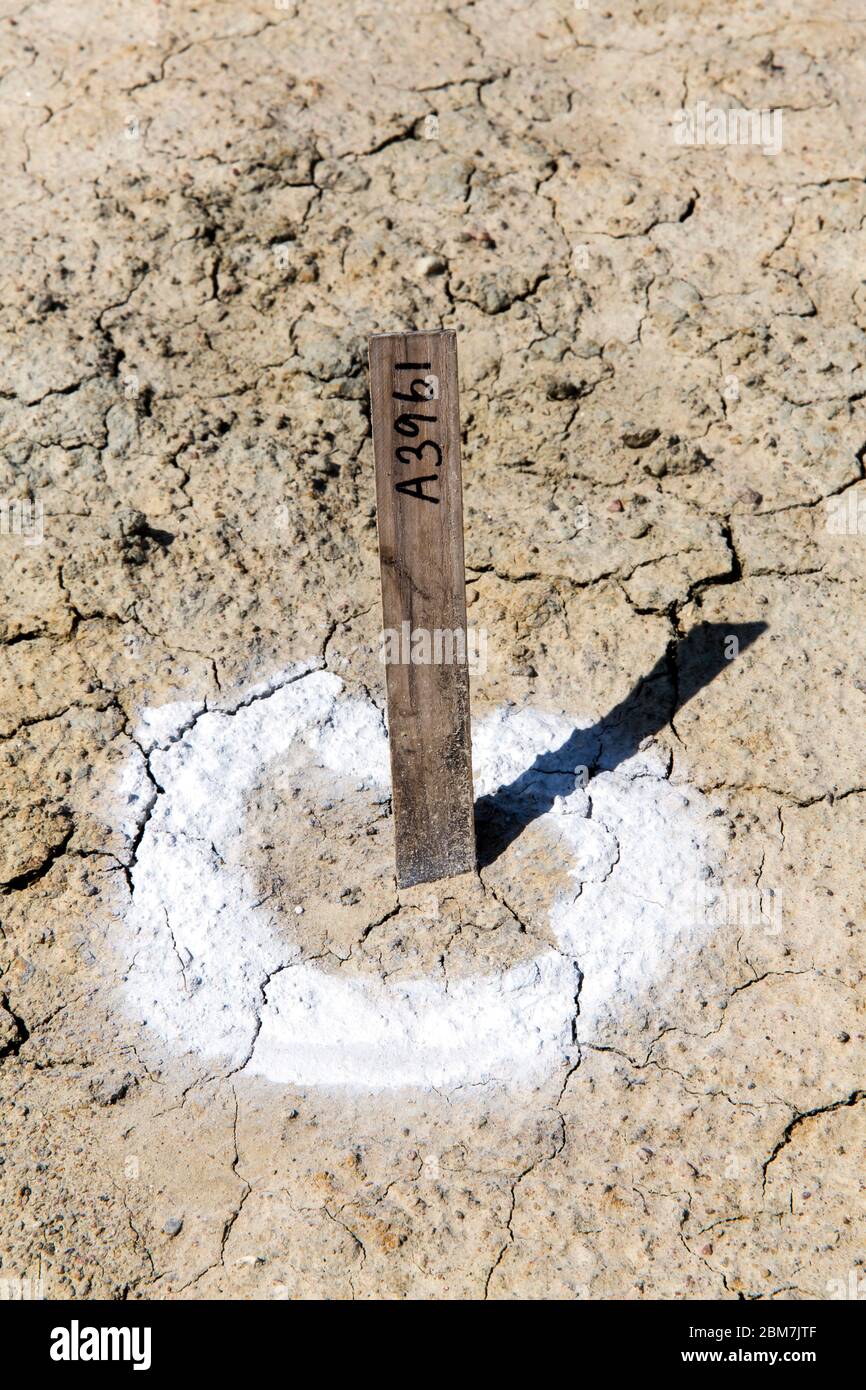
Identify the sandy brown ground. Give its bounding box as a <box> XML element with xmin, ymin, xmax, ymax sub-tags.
<box><xmin>0</xmin><ymin>0</ymin><xmax>864</xmax><ymax>1299</ymax></box>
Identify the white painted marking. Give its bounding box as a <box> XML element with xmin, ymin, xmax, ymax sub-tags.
<box><xmin>120</xmin><ymin>671</ymin><xmax>717</xmax><ymax>1089</ymax></box>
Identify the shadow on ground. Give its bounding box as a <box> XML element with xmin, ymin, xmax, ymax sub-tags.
<box><xmin>475</xmin><ymin>621</ymin><xmax>767</xmax><ymax>868</ymax></box>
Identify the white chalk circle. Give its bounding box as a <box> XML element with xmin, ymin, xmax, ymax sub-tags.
<box><xmin>121</xmin><ymin>670</ymin><xmax>718</xmax><ymax>1090</ymax></box>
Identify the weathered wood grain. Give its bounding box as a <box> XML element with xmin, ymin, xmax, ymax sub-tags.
<box><xmin>369</xmin><ymin>329</ymin><xmax>476</xmax><ymax>888</ymax></box>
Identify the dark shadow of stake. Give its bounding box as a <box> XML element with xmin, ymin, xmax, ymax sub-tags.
<box><xmin>475</xmin><ymin>621</ymin><xmax>767</xmax><ymax>869</ymax></box>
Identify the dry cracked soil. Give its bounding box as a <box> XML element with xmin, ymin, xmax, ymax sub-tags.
<box><xmin>0</xmin><ymin>0</ymin><xmax>864</xmax><ymax>1301</ymax></box>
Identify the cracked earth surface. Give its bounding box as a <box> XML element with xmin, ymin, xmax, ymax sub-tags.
<box><xmin>1</xmin><ymin>0</ymin><xmax>864</xmax><ymax>1300</ymax></box>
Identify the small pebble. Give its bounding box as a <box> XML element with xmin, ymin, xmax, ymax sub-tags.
<box><xmin>415</xmin><ymin>254</ymin><xmax>446</xmax><ymax>277</ymax></box>
<box><xmin>294</xmin><ymin>904</ymin><xmax>304</xmax><ymax>915</ymax></box>
<box><xmin>163</xmin><ymin>1217</ymin><xmax>183</xmax><ymax>1237</ymax></box>
<box><xmin>622</xmin><ymin>426</ymin><xmax>660</xmax><ymax>449</ymax></box>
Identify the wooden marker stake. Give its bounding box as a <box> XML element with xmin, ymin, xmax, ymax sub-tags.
<box><xmin>369</xmin><ymin>329</ymin><xmax>476</xmax><ymax>888</ymax></box>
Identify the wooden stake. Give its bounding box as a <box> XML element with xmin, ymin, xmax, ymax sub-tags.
<box><xmin>369</xmin><ymin>329</ymin><xmax>476</xmax><ymax>888</ymax></box>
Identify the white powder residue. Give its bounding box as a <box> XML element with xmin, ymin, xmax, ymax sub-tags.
<box><xmin>134</xmin><ymin>700</ymin><xmax>205</xmax><ymax>755</ymax></box>
<box><xmin>255</xmin><ymin>954</ymin><xmax>577</xmax><ymax>1089</ymax></box>
<box><xmin>553</xmin><ymin>775</ymin><xmax>712</xmax><ymax>1036</ymax></box>
<box><xmin>131</xmin><ymin>661</ymin><xmax>320</xmax><ymax>754</ymax></box>
<box><xmin>120</xmin><ymin>672</ymin><xmax>717</xmax><ymax>1090</ymax></box>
